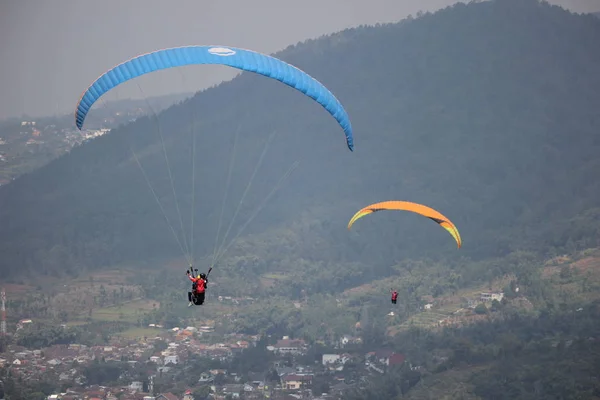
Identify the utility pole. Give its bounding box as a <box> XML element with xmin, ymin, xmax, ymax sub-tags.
<box><xmin>1</xmin><ymin>288</ymin><xmax>6</xmax><ymax>337</ymax></box>
<box><xmin>0</xmin><ymin>288</ymin><xmax>5</xmax><ymax>400</ymax></box>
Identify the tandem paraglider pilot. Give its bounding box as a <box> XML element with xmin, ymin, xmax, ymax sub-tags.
<box><xmin>187</xmin><ymin>269</ymin><xmax>208</xmax><ymax>307</ymax></box>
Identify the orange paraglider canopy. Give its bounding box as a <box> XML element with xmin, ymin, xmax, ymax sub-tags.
<box><xmin>347</xmin><ymin>200</ymin><xmax>462</xmax><ymax>248</ymax></box>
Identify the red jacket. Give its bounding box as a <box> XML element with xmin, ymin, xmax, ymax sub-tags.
<box><xmin>188</xmin><ymin>275</ymin><xmax>206</xmax><ymax>294</ymax></box>
<box><xmin>391</xmin><ymin>291</ymin><xmax>398</xmax><ymax>301</ymax></box>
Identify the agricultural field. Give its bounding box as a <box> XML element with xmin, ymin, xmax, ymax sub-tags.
<box><xmin>260</xmin><ymin>272</ymin><xmax>290</xmax><ymax>289</ymax></box>
<box><xmin>115</xmin><ymin>326</ymin><xmax>163</xmax><ymax>339</ymax></box>
<box><xmin>1</xmin><ymin>283</ymin><xmax>34</xmax><ymax>300</ymax></box>
<box><xmin>46</xmin><ymin>269</ymin><xmax>143</xmax><ymax>318</ymax></box>
<box><xmin>86</xmin><ymin>299</ymin><xmax>159</xmax><ymax>323</ymax></box>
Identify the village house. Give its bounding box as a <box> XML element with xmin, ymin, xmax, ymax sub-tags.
<box><xmin>480</xmin><ymin>292</ymin><xmax>504</xmax><ymax>302</ymax></box>
<box><xmin>155</xmin><ymin>393</ymin><xmax>179</xmax><ymax>400</ymax></box>
<box><xmin>164</xmin><ymin>355</ymin><xmax>179</xmax><ymax>365</ymax></box>
<box><xmin>223</xmin><ymin>383</ymin><xmax>244</xmax><ymax>398</ymax></box>
<box><xmin>157</xmin><ymin>366</ymin><xmax>172</xmax><ymax>374</ymax></box>
<box><xmin>282</xmin><ymin>374</ymin><xmax>313</xmax><ymax>390</ymax></box>
<box><xmin>149</xmin><ymin>356</ymin><xmax>162</xmax><ymax>365</ymax></box>
<box><xmin>322</xmin><ymin>354</ymin><xmax>341</xmax><ymax>365</ymax></box>
<box><xmin>387</xmin><ymin>353</ymin><xmax>406</xmax><ymax>366</ymax></box>
<box><xmin>128</xmin><ymin>381</ymin><xmax>144</xmax><ymax>392</ymax></box>
<box><xmin>339</xmin><ymin>334</ymin><xmax>362</xmax><ymax>348</ymax></box>
<box><xmin>322</xmin><ymin>353</ymin><xmax>351</xmax><ymax>371</ymax></box>
<box><xmin>205</xmin><ymin>346</ymin><xmax>232</xmax><ymax>361</ymax></box>
<box><xmin>365</xmin><ymin>350</ymin><xmax>405</xmax><ymax>367</ymax></box>
<box><xmin>198</xmin><ymin>325</ymin><xmax>214</xmax><ymax>333</ymax></box>
<box><xmin>271</xmin><ymin>337</ymin><xmax>307</xmax><ymax>355</ymax></box>
<box><xmin>198</xmin><ymin>371</ymin><xmax>214</xmax><ymax>383</ymax></box>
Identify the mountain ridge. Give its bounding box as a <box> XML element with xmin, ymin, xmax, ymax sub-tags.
<box><xmin>0</xmin><ymin>0</ymin><xmax>599</xmax><ymax>283</ymax></box>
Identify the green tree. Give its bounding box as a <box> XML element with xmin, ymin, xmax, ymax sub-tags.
<box><xmin>474</xmin><ymin>304</ymin><xmax>488</xmax><ymax>315</ymax></box>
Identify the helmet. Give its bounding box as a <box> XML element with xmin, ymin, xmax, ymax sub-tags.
<box><xmin>196</xmin><ymin>275</ymin><xmax>201</xmax><ymax>279</ymax></box>
<box><xmin>200</xmin><ymin>273</ymin><xmax>206</xmax><ymax>279</ymax></box>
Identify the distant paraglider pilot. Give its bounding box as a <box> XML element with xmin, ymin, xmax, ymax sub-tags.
<box><xmin>390</xmin><ymin>289</ymin><xmax>398</xmax><ymax>305</ymax></box>
<box><xmin>187</xmin><ymin>269</ymin><xmax>208</xmax><ymax>307</ymax></box>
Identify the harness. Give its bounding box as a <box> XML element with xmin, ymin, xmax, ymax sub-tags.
<box><xmin>192</xmin><ymin>278</ymin><xmax>205</xmax><ymax>294</ymax></box>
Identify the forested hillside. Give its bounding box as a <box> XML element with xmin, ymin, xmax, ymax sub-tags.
<box><xmin>0</xmin><ymin>0</ymin><xmax>599</xmax><ymax>290</ymax></box>
<box><xmin>0</xmin><ymin>93</ymin><xmax>194</xmax><ymax>184</ymax></box>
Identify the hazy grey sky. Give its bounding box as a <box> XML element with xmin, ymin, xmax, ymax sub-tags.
<box><xmin>1</xmin><ymin>0</ymin><xmax>598</xmax><ymax>120</ymax></box>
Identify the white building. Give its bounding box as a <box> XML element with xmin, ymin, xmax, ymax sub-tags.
<box><xmin>164</xmin><ymin>355</ymin><xmax>179</xmax><ymax>365</ymax></box>
<box><xmin>322</xmin><ymin>354</ymin><xmax>341</xmax><ymax>365</ymax></box>
<box><xmin>149</xmin><ymin>356</ymin><xmax>162</xmax><ymax>365</ymax></box>
<box><xmin>129</xmin><ymin>381</ymin><xmax>144</xmax><ymax>391</ymax></box>
<box><xmin>480</xmin><ymin>292</ymin><xmax>504</xmax><ymax>302</ymax></box>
